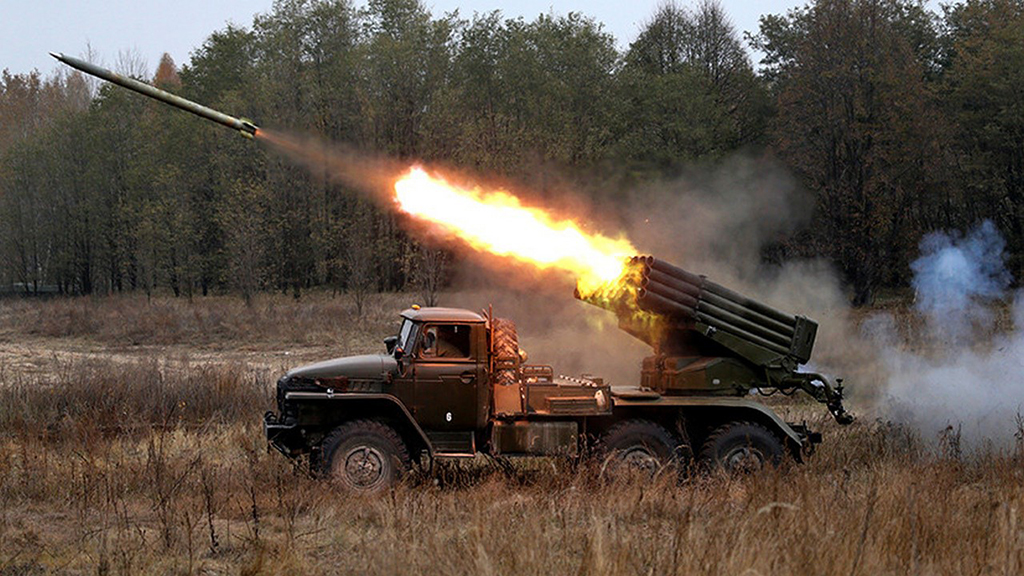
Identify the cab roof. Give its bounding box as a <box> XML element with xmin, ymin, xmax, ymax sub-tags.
<box><xmin>400</xmin><ymin>307</ymin><xmax>486</xmax><ymax>323</ymax></box>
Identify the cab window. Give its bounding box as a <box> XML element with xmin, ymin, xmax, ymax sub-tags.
<box><xmin>418</xmin><ymin>324</ymin><xmax>472</xmax><ymax>359</ymax></box>
<box><xmin>398</xmin><ymin>319</ymin><xmax>416</xmax><ymax>352</ymax></box>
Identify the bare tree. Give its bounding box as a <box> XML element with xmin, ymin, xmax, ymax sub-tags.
<box><xmin>219</xmin><ymin>181</ymin><xmax>268</xmax><ymax>306</ymax></box>
<box><xmin>411</xmin><ymin>245</ymin><xmax>448</xmax><ymax>307</ymax></box>
<box><xmin>344</xmin><ymin>201</ymin><xmax>379</xmax><ymax>318</ymax></box>
<box><xmin>115</xmin><ymin>48</ymin><xmax>150</xmax><ymax>79</ymax></box>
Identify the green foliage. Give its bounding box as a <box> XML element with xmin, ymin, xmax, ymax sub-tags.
<box><xmin>423</xmin><ymin>11</ymin><xmax>619</xmax><ymax>171</ymax></box>
<box><xmin>751</xmin><ymin>0</ymin><xmax>946</xmax><ymax>304</ymax></box>
<box><xmin>615</xmin><ymin>1</ymin><xmax>767</xmax><ymax>173</ymax></box>
<box><xmin>938</xmin><ymin>0</ymin><xmax>1024</xmax><ymax>279</ymax></box>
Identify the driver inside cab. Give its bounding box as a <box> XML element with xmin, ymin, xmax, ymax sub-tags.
<box><xmin>420</xmin><ymin>325</ymin><xmax>468</xmax><ymax>358</ymax></box>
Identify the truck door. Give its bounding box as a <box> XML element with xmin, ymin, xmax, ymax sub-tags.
<box><xmin>412</xmin><ymin>323</ymin><xmax>483</xmax><ymax>431</ymax></box>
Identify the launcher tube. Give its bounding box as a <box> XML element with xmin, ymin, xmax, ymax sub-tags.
<box><xmin>703</xmin><ymin>281</ymin><xmax>796</xmax><ymax>326</ymax></box>
<box><xmin>645</xmin><ymin>267</ymin><xmax>702</xmax><ymax>298</ymax></box>
<box><xmin>641</xmin><ymin>277</ymin><xmax>700</xmax><ymax>310</ymax></box>
<box><xmin>647</xmin><ymin>256</ymin><xmax>798</xmax><ymax>327</ymax></box>
<box><xmin>697</xmin><ymin>300</ymin><xmax>793</xmax><ymax>348</ymax></box>
<box><xmin>700</xmin><ymin>292</ymin><xmax>795</xmax><ymax>337</ymax></box>
<box><xmin>636</xmin><ymin>288</ymin><xmax>694</xmax><ymax>318</ymax></box>
<box><xmin>649</xmin><ymin>257</ymin><xmax>704</xmax><ymax>286</ymax></box>
<box><xmin>693</xmin><ymin>312</ymin><xmax>791</xmax><ymax>356</ymax></box>
<box><xmin>642</xmin><ymin>264</ymin><xmax>796</xmax><ymax>338</ymax></box>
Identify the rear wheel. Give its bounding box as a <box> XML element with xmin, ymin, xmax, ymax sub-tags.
<box><xmin>598</xmin><ymin>419</ymin><xmax>679</xmax><ymax>477</ymax></box>
<box><xmin>319</xmin><ymin>420</ymin><xmax>411</xmax><ymax>492</ymax></box>
<box><xmin>699</xmin><ymin>421</ymin><xmax>784</xmax><ymax>473</ymax></box>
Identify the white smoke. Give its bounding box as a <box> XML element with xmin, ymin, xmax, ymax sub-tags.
<box><xmin>910</xmin><ymin>220</ymin><xmax>1013</xmax><ymax>343</ymax></box>
<box><xmin>871</xmin><ymin>221</ymin><xmax>1024</xmax><ymax>448</ymax></box>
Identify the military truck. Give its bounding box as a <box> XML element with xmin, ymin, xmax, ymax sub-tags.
<box><xmin>263</xmin><ymin>256</ymin><xmax>853</xmax><ymax>491</ymax></box>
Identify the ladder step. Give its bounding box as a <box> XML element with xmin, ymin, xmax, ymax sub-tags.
<box><xmin>426</xmin><ymin>431</ymin><xmax>476</xmax><ymax>455</ymax></box>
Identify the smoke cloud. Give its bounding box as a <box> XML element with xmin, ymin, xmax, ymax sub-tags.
<box><xmin>910</xmin><ymin>220</ymin><xmax>1013</xmax><ymax>343</ymax></box>
<box><xmin>255</xmin><ymin>128</ymin><xmax>404</xmax><ymax>205</ymax></box>
<box><xmin>869</xmin><ymin>221</ymin><xmax>1023</xmax><ymax>447</ymax></box>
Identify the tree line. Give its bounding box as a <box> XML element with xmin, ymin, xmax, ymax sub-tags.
<box><xmin>1</xmin><ymin>0</ymin><xmax>1021</xmax><ymax>305</ymax></box>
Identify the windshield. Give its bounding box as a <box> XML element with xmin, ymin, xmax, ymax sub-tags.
<box><xmin>398</xmin><ymin>319</ymin><xmax>417</xmax><ymax>352</ymax></box>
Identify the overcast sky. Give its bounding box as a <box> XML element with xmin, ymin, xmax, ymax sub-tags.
<box><xmin>4</xmin><ymin>0</ymin><xmax>939</xmax><ymax>78</ymax></box>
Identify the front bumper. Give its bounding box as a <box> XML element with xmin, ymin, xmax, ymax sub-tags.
<box><xmin>263</xmin><ymin>411</ymin><xmax>305</xmax><ymax>457</ymax></box>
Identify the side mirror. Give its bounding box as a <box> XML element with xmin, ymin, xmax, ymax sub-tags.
<box><xmin>384</xmin><ymin>335</ymin><xmax>398</xmax><ymax>354</ymax></box>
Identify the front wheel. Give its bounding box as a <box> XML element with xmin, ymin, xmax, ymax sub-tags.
<box><xmin>699</xmin><ymin>421</ymin><xmax>784</xmax><ymax>473</ymax></box>
<box><xmin>319</xmin><ymin>420</ymin><xmax>411</xmax><ymax>492</ymax></box>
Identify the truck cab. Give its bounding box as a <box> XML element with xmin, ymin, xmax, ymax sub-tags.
<box><xmin>267</xmin><ymin>308</ymin><xmax>487</xmax><ymax>460</ymax></box>
<box><xmin>391</xmin><ymin>308</ymin><xmax>491</xmax><ymax>431</ymax></box>
<box><xmin>265</xmin><ymin>306</ymin><xmax>617</xmax><ymax>489</ymax></box>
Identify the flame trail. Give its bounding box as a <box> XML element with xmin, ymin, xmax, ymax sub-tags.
<box><xmin>393</xmin><ymin>167</ymin><xmax>635</xmax><ymax>295</ymax></box>
<box><xmin>255</xmin><ymin>129</ymin><xmax>638</xmax><ymax>296</ymax></box>
<box><xmin>254</xmin><ymin>129</ymin><xmax>402</xmax><ymax>196</ymax></box>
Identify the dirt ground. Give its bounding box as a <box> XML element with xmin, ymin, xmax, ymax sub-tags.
<box><xmin>0</xmin><ymin>333</ymin><xmax>331</xmax><ymax>378</ymax></box>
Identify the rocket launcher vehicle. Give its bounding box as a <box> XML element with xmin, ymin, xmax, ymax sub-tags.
<box><xmin>50</xmin><ymin>52</ymin><xmax>258</xmax><ymax>139</ymax></box>
<box><xmin>577</xmin><ymin>256</ymin><xmax>854</xmax><ymax>425</ymax></box>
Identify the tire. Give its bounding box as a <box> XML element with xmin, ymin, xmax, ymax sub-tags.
<box><xmin>319</xmin><ymin>420</ymin><xmax>411</xmax><ymax>492</ymax></box>
<box><xmin>598</xmin><ymin>419</ymin><xmax>679</xmax><ymax>476</ymax></box>
<box><xmin>699</xmin><ymin>421</ymin><xmax>784</xmax><ymax>473</ymax></box>
<box><xmin>492</xmin><ymin>318</ymin><xmax>521</xmax><ymax>394</ymax></box>
<box><xmin>491</xmin><ymin>318</ymin><xmax>520</xmax><ymax>371</ymax></box>
<box><xmin>494</xmin><ymin>369</ymin><xmax>517</xmax><ymax>387</ymax></box>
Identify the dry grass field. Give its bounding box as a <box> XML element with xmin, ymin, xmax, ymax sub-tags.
<box><xmin>1</xmin><ymin>293</ymin><xmax>1022</xmax><ymax>575</ymax></box>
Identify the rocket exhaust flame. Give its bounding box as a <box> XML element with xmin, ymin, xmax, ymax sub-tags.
<box><xmin>393</xmin><ymin>167</ymin><xmax>636</xmax><ymax>295</ymax></box>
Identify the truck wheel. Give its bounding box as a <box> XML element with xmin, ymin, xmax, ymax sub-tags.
<box><xmin>492</xmin><ymin>317</ymin><xmax>521</xmax><ymax>386</ymax></box>
<box><xmin>319</xmin><ymin>420</ymin><xmax>411</xmax><ymax>492</ymax></box>
<box><xmin>598</xmin><ymin>419</ymin><xmax>678</xmax><ymax>476</ymax></box>
<box><xmin>492</xmin><ymin>318</ymin><xmax>520</xmax><ymax>367</ymax></box>
<box><xmin>699</xmin><ymin>421</ymin><xmax>784</xmax><ymax>473</ymax></box>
